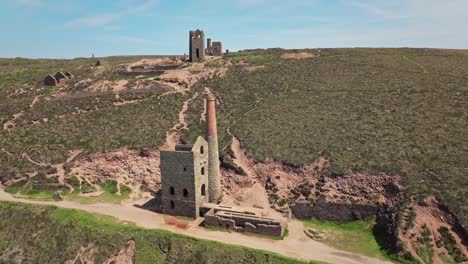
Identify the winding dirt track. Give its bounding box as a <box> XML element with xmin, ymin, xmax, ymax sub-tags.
<box><xmin>0</xmin><ymin>190</ymin><xmax>391</xmax><ymax>264</ymax></box>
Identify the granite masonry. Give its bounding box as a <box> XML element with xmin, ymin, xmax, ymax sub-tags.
<box><xmin>160</xmin><ymin>137</ymin><xmax>209</xmax><ymax>218</ymax></box>
<box><xmin>158</xmin><ymin>95</ymin><xmax>286</xmax><ymax>237</ymax></box>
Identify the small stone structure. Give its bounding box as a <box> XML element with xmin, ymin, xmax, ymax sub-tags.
<box><xmin>160</xmin><ymin>137</ymin><xmax>209</xmax><ymax>218</ymax></box>
<box><xmin>203</xmin><ymin>204</ymin><xmax>285</xmax><ymax>237</ymax></box>
<box><xmin>189</xmin><ymin>30</ymin><xmax>224</xmax><ymax>60</ymax></box>
<box><xmin>43</xmin><ymin>75</ymin><xmax>57</xmax><ymax>86</ymax></box>
<box><xmin>206</xmin><ymin>39</ymin><xmax>223</xmax><ymax>57</ymax></box>
<box><xmin>189</xmin><ymin>29</ymin><xmax>205</xmax><ymax>62</ymax></box>
<box><xmin>43</xmin><ymin>71</ymin><xmax>74</xmax><ymax>87</ymax></box>
<box><xmin>64</xmin><ymin>72</ymin><xmax>74</xmax><ymax>79</ymax></box>
<box><xmin>211</xmin><ymin>42</ymin><xmax>223</xmax><ymax>57</ymax></box>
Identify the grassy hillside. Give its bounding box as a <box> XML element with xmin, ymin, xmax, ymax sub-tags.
<box><xmin>0</xmin><ymin>56</ymin><xmax>183</xmax><ymax>180</ymax></box>
<box><xmin>185</xmin><ymin>48</ymin><xmax>468</xmax><ymax>227</ymax></box>
<box><xmin>0</xmin><ymin>201</ymin><xmax>317</xmax><ymax>264</ymax></box>
<box><xmin>1</xmin><ymin>49</ymin><xmax>467</xmax><ymax>231</ymax></box>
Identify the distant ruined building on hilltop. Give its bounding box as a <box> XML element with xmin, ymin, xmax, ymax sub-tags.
<box><xmin>189</xmin><ymin>29</ymin><xmax>205</xmax><ymax>62</ymax></box>
<box><xmin>189</xmin><ymin>29</ymin><xmax>223</xmax><ymax>62</ymax></box>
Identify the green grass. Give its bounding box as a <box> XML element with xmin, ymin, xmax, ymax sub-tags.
<box><xmin>303</xmin><ymin>218</ymin><xmax>389</xmax><ymax>260</ymax></box>
<box><xmin>439</xmin><ymin>253</ymin><xmax>457</xmax><ymax>264</ymax></box>
<box><xmin>4</xmin><ymin>179</ymin><xmax>28</xmax><ymax>194</ymax></box>
<box><xmin>0</xmin><ymin>201</ymin><xmax>323</xmax><ymax>264</ymax></box>
<box><xmin>206</xmin><ymin>225</ymin><xmax>284</xmax><ymax>240</ymax></box>
<box><xmin>66</xmin><ymin>181</ymin><xmax>132</xmax><ymax>204</ymax></box>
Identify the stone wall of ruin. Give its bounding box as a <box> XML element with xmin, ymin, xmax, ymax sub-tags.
<box><xmin>203</xmin><ymin>209</ymin><xmax>283</xmax><ymax>236</ymax></box>
<box><xmin>292</xmin><ymin>200</ymin><xmax>378</xmax><ymax>221</ymax></box>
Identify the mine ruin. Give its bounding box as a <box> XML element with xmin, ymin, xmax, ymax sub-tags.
<box><xmin>43</xmin><ymin>71</ymin><xmax>75</xmax><ymax>86</ymax></box>
<box><xmin>160</xmin><ymin>95</ymin><xmax>286</xmax><ymax>237</ymax></box>
<box><xmin>189</xmin><ymin>29</ymin><xmax>223</xmax><ymax>62</ymax></box>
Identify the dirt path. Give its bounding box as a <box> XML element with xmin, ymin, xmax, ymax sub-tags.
<box><xmin>30</xmin><ymin>96</ymin><xmax>40</xmax><ymax>108</ymax></box>
<box><xmin>230</xmin><ymin>136</ymin><xmax>254</xmax><ymax>177</ymax></box>
<box><xmin>402</xmin><ymin>56</ymin><xmax>428</xmax><ymax>73</ymax></box>
<box><xmin>0</xmin><ymin>189</ymin><xmax>391</xmax><ymax>264</ymax></box>
<box><xmin>55</xmin><ymin>150</ymin><xmax>84</xmax><ymax>192</ymax></box>
<box><xmin>3</xmin><ymin>112</ymin><xmax>24</xmax><ymax>131</ymax></box>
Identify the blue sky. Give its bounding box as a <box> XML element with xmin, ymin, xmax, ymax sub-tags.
<box><xmin>1</xmin><ymin>0</ymin><xmax>467</xmax><ymax>58</ymax></box>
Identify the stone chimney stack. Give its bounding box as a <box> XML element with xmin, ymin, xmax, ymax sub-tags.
<box><xmin>206</xmin><ymin>95</ymin><xmax>221</xmax><ymax>203</ymax></box>
<box><xmin>207</xmin><ymin>38</ymin><xmax>212</xmax><ymax>55</ymax></box>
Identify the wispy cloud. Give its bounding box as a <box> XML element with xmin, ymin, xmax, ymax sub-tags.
<box><xmin>99</xmin><ymin>35</ymin><xmax>159</xmax><ymax>45</ymax></box>
<box><xmin>132</xmin><ymin>0</ymin><xmax>159</xmax><ymax>12</ymax></box>
<box><xmin>64</xmin><ymin>0</ymin><xmax>159</xmax><ymax>29</ymax></box>
<box><xmin>349</xmin><ymin>1</ymin><xmax>406</xmax><ymax>20</ymax></box>
<box><xmin>65</xmin><ymin>13</ymin><xmax>121</xmax><ymax>27</ymax></box>
<box><xmin>15</xmin><ymin>0</ymin><xmax>45</xmax><ymax>7</ymax></box>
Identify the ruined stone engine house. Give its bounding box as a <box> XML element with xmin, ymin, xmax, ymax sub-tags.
<box><xmin>160</xmin><ymin>137</ymin><xmax>210</xmax><ymax>218</ymax></box>
<box><xmin>189</xmin><ymin>29</ymin><xmax>223</xmax><ymax>62</ymax></box>
<box><xmin>159</xmin><ymin>96</ymin><xmax>286</xmax><ymax>237</ymax></box>
<box><xmin>160</xmin><ymin>95</ymin><xmax>222</xmax><ymax>218</ymax></box>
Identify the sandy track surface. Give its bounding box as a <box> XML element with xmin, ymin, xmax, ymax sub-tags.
<box><xmin>0</xmin><ymin>189</ymin><xmax>391</xmax><ymax>264</ymax></box>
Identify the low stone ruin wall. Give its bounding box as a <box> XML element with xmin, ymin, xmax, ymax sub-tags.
<box><xmin>204</xmin><ymin>209</ymin><xmax>283</xmax><ymax>237</ymax></box>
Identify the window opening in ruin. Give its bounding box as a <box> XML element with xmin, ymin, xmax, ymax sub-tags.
<box><xmin>201</xmin><ymin>184</ymin><xmax>206</xmax><ymax>196</ymax></box>
<box><xmin>201</xmin><ymin>167</ymin><xmax>205</xmax><ymax>175</ymax></box>
<box><xmin>183</xmin><ymin>188</ymin><xmax>189</xmax><ymax>197</ymax></box>
<box><xmin>196</xmin><ymin>48</ymin><xmax>200</xmax><ymax>58</ymax></box>
<box><xmin>170</xmin><ymin>186</ymin><xmax>175</xmax><ymax>195</ymax></box>
<box><xmin>183</xmin><ymin>167</ymin><xmax>187</xmax><ymax>171</ymax></box>
<box><xmin>200</xmin><ymin>146</ymin><xmax>204</xmax><ymax>154</ymax></box>
<box><xmin>170</xmin><ymin>200</ymin><xmax>175</xmax><ymax>209</ymax></box>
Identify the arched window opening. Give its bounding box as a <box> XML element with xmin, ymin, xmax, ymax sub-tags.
<box><xmin>170</xmin><ymin>200</ymin><xmax>175</xmax><ymax>209</ymax></box>
<box><xmin>169</xmin><ymin>186</ymin><xmax>175</xmax><ymax>195</ymax></box>
<box><xmin>200</xmin><ymin>146</ymin><xmax>204</xmax><ymax>154</ymax></box>
<box><xmin>201</xmin><ymin>167</ymin><xmax>205</xmax><ymax>175</ymax></box>
<box><xmin>201</xmin><ymin>184</ymin><xmax>206</xmax><ymax>196</ymax></box>
<box><xmin>183</xmin><ymin>188</ymin><xmax>189</xmax><ymax>197</ymax></box>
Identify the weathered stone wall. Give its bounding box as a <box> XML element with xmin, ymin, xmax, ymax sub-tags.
<box><xmin>292</xmin><ymin>200</ymin><xmax>378</xmax><ymax>221</ymax></box>
<box><xmin>212</xmin><ymin>42</ymin><xmax>222</xmax><ymax>56</ymax></box>
<box><xmin>207</xmin><ymin>38</ymin><xmax>212</xmax><ymax>55</ymax></box>
<box><xmin>189</xmin><ymin>30</ymin><xmax>205</xmax><ymax>62</ymax></box>
<box><xmin>160</xmin><ymin>137</ymin><xmax>209</xmax><ymax>218</ymax></box>
<box><xmin>203</xmin><ymin>209</ymin><xmax>284</xmax><ymax>237</ymax></box>
<box><xmin>44</xmin><ymin>75</ymin><xmax>57</xmax><ymax>86</ymax></box>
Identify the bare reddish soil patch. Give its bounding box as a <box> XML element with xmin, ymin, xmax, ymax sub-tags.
<box><xmin>164</xmin><ymin>216</ymin><xmax>190</xmax><ymax>229</ymax></box>
<box><xmin>70</xmin><ymin>147</ymin><xmax>162</xmax><ymax>193</ymax></box>
<box><xmin>281</xmin><ymin>52</ymin><xmax>316</xmax><ymax>59</ymax></box>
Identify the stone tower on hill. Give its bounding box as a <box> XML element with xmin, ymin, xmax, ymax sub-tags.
<box><xmin>160</xmin><ymin>137</ymin><xmax>209</xmax><ymax>218</ymax></box>
<box><xmin>189</xmin><ymin>29</ymin><xmax>205</xmax><ymax>62</ymax></box>
<box><xmin>206</xmin><ymin>95</ymin><xmax>222</xmax><ymax>203</ymax></box>
<box><xmin>159</xmin><ymin>96</ymin><xmax>222</xmax><ymax>218</ymax></box>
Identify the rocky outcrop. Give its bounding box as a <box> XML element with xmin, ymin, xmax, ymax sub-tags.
<box><xmin>104</xmin><ymin>240</ymin><xmax>136</xmax><ymax>264</ymax></box>
<box><xmin>292</xmin><ymin>200</ymin><xmax>380</xmax><ymax>222</ymax></box>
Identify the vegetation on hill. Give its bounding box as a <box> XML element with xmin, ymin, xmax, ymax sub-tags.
<box><xmin>185</xmin><ymin>48</ymin><xmax>468</xmax><ymax>228</ymax></box>
<box><xmin>0</xmin><ymin>49</ymin><xmax>467</xmax><ymax>261</ymax></box>
<box><xmin>0</xmin><ymin>201</ymin><xmax>318</xmax><ymax>264</ymax></box>
<box><xmin>0</xmin><ymin>56</ymin><xmax>184</xmax><ymax>183</ymax></box>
